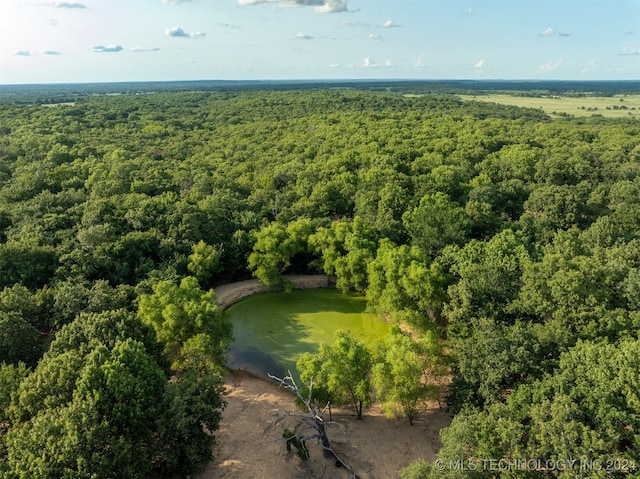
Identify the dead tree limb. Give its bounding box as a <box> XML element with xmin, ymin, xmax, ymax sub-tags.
<box><xmin>269</xmin><ymin>371</ymin><xmax>358</xmax><ymax>478</ymax></box>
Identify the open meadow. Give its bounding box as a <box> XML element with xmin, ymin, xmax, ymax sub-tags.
<box><xmin>459</xmin><ymin>93</ymin><xmax>640</xmax><ymax>118</ymax></box>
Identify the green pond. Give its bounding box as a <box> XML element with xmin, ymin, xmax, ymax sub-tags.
<box><xmin>225</xmin><ymin>288</ymin><xmax>389</xmax><ymax>379</ymax></box>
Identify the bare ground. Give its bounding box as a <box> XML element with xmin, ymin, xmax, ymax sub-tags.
<box><xmin>193</xmin><ymin>370</ymin><xmax>451</xmax><ymax>479</ymax></box>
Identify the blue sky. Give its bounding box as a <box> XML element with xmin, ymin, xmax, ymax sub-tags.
<box><xmin>1</xmin><ymin>0</ymin><xmax>638</xmax><ymax>84</ymax></box>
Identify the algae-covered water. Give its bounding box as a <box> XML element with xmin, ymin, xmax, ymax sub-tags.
<box><xmin>225</xmin><ymin>288</ymin><xmax>389</xmax><ymax>379</ymax></box>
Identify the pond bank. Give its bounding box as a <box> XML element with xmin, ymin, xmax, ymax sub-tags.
<box><xmin>214</xmin><ymin>274</ymin><xmax>336</xmax><ymax>310</ymax></box>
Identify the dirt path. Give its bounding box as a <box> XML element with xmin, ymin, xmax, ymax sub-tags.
<box><xmin>214</xmin><ymin>275</ymin><xmax>335</xmax><ymax>310</ymax></box>
<box><xmin>194</xmin><ymin>371</ymin><xmax>451</xmax><ymax>479</ymax></box>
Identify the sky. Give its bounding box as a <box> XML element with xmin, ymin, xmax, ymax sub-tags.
<box><xmin>1</xmin><ymin>0</ymin><xmax>639</xmax><ymax>84</ymax></box>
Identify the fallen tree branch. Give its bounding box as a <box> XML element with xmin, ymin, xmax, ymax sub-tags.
<box><xmin>269</xmin><ymin>371</ymin><xmax>358</xmax><ymax>478</ymax></box>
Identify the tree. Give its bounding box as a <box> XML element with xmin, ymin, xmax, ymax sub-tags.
<box><xmin>429</xmin><ymin>338</ymin><xmax>640</xmax><ymax>479</ymax></box>
<box><xmin>248</xmin><ymin>218</ymin><xmax>316</xmax><ymax>288</ymax></box>
<box><xmin>366</xmin><ymin>239</ymin><xmax>448</xmax><ymax>328</ymax></box>
<box><xmin>0</xmin><ymin>284</ymin><xmax>52</xmax><ymax>332</ymax></box>
<box><xmin>187</xmin><ymin>240</ymin><xmax>224</xmax><ymax>287</ymax></box>
<box><xmin>297</xmin><ymin>330</ymin><xmax>372</xmax><ymax>420</ymax></box>
<box><xmin>156</xmin><ymin>369</ymin><xmax>226</xmax><ymax>475</ymax></box>
<box><xmin>46</xmin><ymin>309</ymin><xmax>164</xmax><ymax>366</ymax></box>
<box><xmin>137</xmin><ymin>276</ymin><xmax>231</xmax><ymax>364</ymax></box>
<box><xmin>0</xmin><ymin>362</ymin><xmax>29</xmax><ymax>422</ymax></box>
<box><xmin>0</xmin><ymin>312</ymin><xmax>44</xmax><ymax>367</ymax></box>
<box><xmin>372</xmin><ymin>328</ymin><xmax>445</xmax><ymax>425</ymax></box>
<box><xmin>308</xmin><ymin>217</ymin><xmax>377</xmax><ymax>293</ymax></box>
<box><xmin>444</xmin><ymin>229</ymin><xmax>531</xmax><ymax>337</ymax></box>
<box><xmin>5</xmin><ymin>340</ymin><xmax>167</xmax><ymax>479</ymax></box>
<box><xmin>269</xmin><ymin>372</ymin><xmax>356</xmax><ymax>477</ymax></box>
<box><xmin>4</xmin><ymin>330</ymin><xmax>227</xmax><ymax>478</ymax></box>
<box><xmin>403</xmin><ymin>192</ymin><xmax>471</xmax><ymax>259</ymax></box>
<box><xmin>0</xmin><ymin>241</ymin><xmax>57</xmax><ymax>290</ymax></box>
<box><xmin>295</xmin><ymin>351</ymin><xmax>333</xmax><ymax>420</ymax></box>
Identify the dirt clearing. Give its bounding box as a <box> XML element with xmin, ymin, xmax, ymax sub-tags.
<box><xmin>194</xmin><ymin>370</ymin><xmax>451</xmax><ymax>479</ymax></box>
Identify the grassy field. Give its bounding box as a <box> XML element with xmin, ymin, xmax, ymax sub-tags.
<box><xmin>225</xmin><ymin>289</ymin><xmax>389</xmax><ymax>379</ymax></box>
<box><xmin>458</xmin><ymin>93</ymin><xmax>640</xmax><ymax>119</ymax></box>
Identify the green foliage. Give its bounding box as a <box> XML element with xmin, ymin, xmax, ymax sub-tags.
<box><xmin>366</xmin><ymin>239</ymin><xmax>448</xmax><ymax>328</ymax></box>
<box><xmin>156</xmin><ymin>370</ymin><xmax>226</xmax><ymax>475</ymax></box>
<box><xmin>296</xmin><ymin>330</ymin><xmax>372</xmax><ymax>419</ymax></box>
<box><xmin>372</xmin><ymin>328</ymin><xmax>445</xmax><ymax>425</ymax></box>
<box><xmin>0</xmin><ymin>363</ymin><xmax>29</xmax><ymax>422</ymax></box>
<box><xmin>0</xmin><ymin>241</ymin><xmax>57</xmax><ymax>290</ymax></box>
<box><xmin>46</xmin><ymin>309</ymin><xmax>164</xmax><ymax>366</ymax></box>
<box><xmin>248</xmin><ymin>218</ymin><xmax>317</xmax><ymax>287</ymax></box>
<box><xmin>444</xmin><ymin>229</ymin><xmax>531</xmax><ymax>336</ymax></box>
<box><xmin>431</xmin><ymin>338</ymin><xmax>640</xmax><ymax>478</ymax></box>
<box><xmin>3</xmin><ymin>313</ymin><xmax>227</xmax><ymax>478</ymax></box>
<box><xmin>403</xmin><ymin>192</ymin><xmax>471</xmax><ymax>259</ymax></box>
<box><xmin>137</xmin><ymin>276</ymin><xmax>231</xmax><ymax>363</ymax></box>
<box><xmin>282</xmin><ymin>428</ymin><xmax>309</xmax><ymax>460</ymax></box>
<box><xmin>0</xmin><ymin>284</ymin><xmax>52</xmax><ymax>332</ymax></box>
<box><xmin>399</xmin><ymin>459</ymin><xmax>431</xmax><ymax>479</ymax></box>
<box><xmin>49</xmin><ymin>278</ymin><xmax>133</xmax><ymax>329</ymax></box>
<box><xmin>5</xmin><ymin>340</ymin><xmax>166</xmax><ymax>479</ymax></box>
<box><xmin>309</xmin><ymin>216</ymin><xmax>377</xmax><ymax>293</ymax></box>
<box><xmin>188</xmin><ymin>240</ymin><xmax>224</xmax><ymax>287</ymax></box>
<box><xmin>0</xmin><ymin>312</ymin><xmax>44</xmax><ymax>367</ymax></box>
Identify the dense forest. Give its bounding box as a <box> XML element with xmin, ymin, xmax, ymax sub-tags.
<box><xmin>0</xmin><ymin>86</ymin><xmax>639</xmax><ymax>478</ymax></box>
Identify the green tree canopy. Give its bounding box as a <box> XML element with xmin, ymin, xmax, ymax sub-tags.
<box><xmin>137</xmin><ymin>276</ymin><xmax>231</xmax><ymax>364</ymax></box>
<box><xmin>0</xmin><ymin>312</ymin><xmax>44</xmax><ymax>367</ymax></box>
<box><xmin>296</xmin><ymin>330</ymin><xmax>372</xmax><ymax>419</ymax></box>
<box><xmin>372</xmin><ymin>328</ymin><xmax>446</xmax><ymax>425</ymax></box>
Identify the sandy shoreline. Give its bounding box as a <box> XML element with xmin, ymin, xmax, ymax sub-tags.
<box><xmin>214</xmin><ymin>274</ymin><xmax>335</xmax><ymax>310</ymax></box>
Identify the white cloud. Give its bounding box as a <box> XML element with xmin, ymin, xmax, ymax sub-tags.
<box><xmin>166</xmin><ymin>26</ymin><xmax>189</xmax><ymax>37</ymax></box>
<box><xmin>539</xmin><ymin>58</ymin><xmax>563</xmax><ymax>72</ymax></box>
<box><xmin>92</xmin><ymin>45</ymin><xmax>123</xmax><ymax>53</ymax></box>
<box><xmin>383</xmin><ymin>20</ymin><xmax>400</xmax><ymax>28</ymax></box>
<box><xmin>315</xmin><ymin>0</ymin><xmax>347</xmax><ymax>13</ymax></box>
<box><xmin>620</xmin><ymin>44</ymin><xmax>640</xmax><ymax>55</ymax></box>
<box><xmin>363</xmin><ymin>57</ymin><xmax>375</xmax><ymax>67</ymax></box>
<box><xmin>238</xmin><ymin>0</ymin><xmax>347</xmax><ymax>12</ymax></box>
<box><xmin>538</xmin><ymin>27</ymin><xmax>556</xmax><ymax>37</ymax></box>
<box><xmin>414</xmin><ymin>53</ymin><xmax>426</xmax><ymax>68</ymax></box>
<box><xmin>466</xmin><ymin>7</ymin><xmax>476</xmax><ymax>15</ymax></box>
<box><xmin>237</xmin><ymin>0</ymin><xmax>269</xmax><ymax>4</ymax></box>
<box><xmin>131</xmin><ymin>46</ymin><xmax>161</xmax><ymax>52</ymax></box>
<box><xmin>50</xmin><ymin>1</ymin><xmax>86</xmax><ymax>8</ymax></box>
<box><xmin>42</xmin><ymin>50</ymin><xmax>62</xmax><ymax>55</ymax></box>
<box><xmin>368</xmin><ymin>33</ymin><xmax>382</xmax><ymax>40</ymax></box>
<box><xmin>384</xmin><ymin>59</ymin><xmax>394</xmax><ymax>67</ymax></box>
<box><xmin>14</xmin><ymin>50</ymin><xmax>32</xmax><ymax>56</ymax></box>
<box><xmin>581</xmin><ymin>59</ymin><xmax>600</xmax><ymax>74</ymax></box>
<box><xmin>292</xmin><ymin>32</ymin><xmax>314</xmax><ymax>40</ymax></box>
<box><xmin>474</xmin><ymin>59</ymin><xmax>485</xmax><ymax>69</ymax></box>
<box><xmin>165</xmin><ymin>26</ymin><xmax>205</xmax><ymax>38</ymax></box>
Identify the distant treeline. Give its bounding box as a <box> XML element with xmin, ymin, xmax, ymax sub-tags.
<box><xmin>1</xmin><ymin>79</ymin><xmax>638</xmax><ymax>105</ymax></box>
